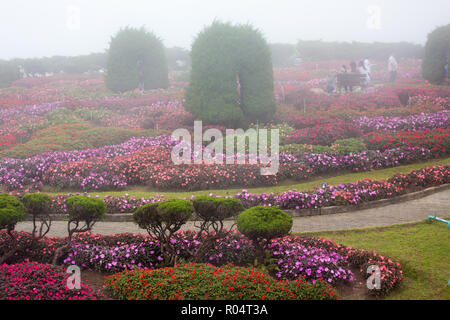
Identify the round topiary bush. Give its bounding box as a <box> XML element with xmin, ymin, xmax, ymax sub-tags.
<box><xmin>66</xmin><ymin>196</ymin><xmax>106</xmax><ymax>224</ymax></box>
<box><xmin>105</xmin><ymin>26</ymin><xmax>169</xmax><ymax>92</ymax></box>
<box><xmin>185</xmin><ymin>21</ymin><xmax>276</xmax><ymax>126</ymax></box>
<box><xmin>132</xmin><ymin>203</ymin><xmax>161</xmax><ymax>229</ymax></box>
<box><xmin>133</xmin><ymin>200</ymin><xmax>194</xmax><ymax>266</ymax></box>
<box><xmin>22</xmin><ymin>193</ymin><xmax>52</xmax><ymax>216</ymax></box>
<box><xmin>0</xmin><ymin>194</ymin><xmax>26</xmax><ymax>230</ymax></box>
<box><xmin>193</xmin><ymin>196</ymin><xmax>244</xmax><ymax>221</ymax></box>
<box><xmin>237</xmin><ymin>206</ymin><xmax>293</xmax><ymax>241</ymax></box>
<box><xmin>422</xmin><ymin>23</ymin><xmax>450</xmax><ymax>84</ymax></box>
<box><xmin>156</xmin><ymin>199</ymin><xmax>194</xmax><ymax>225</ymax></box>
<box><xmin>133</xmin><ymin>200</ymin><xmax>194</xmax><ymax>232</ymax></box>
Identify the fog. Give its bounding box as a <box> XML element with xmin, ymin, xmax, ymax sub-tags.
<box><xmin>1</xmin><ymin>0</ymin><xmax>449</xmax><ymax>59</ymax></box>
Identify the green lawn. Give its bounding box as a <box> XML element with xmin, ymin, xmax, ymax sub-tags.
<box><xmin>45</xmin><ymin>157</ymin><xmax>450</xmax><ymax>199</ymax></box>
<box><xmin>300</xmin><ymin>219</ymin><xmax>450</xmax><ymax>300</ymax></box>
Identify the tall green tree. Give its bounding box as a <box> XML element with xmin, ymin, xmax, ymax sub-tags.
<box><xmin>185</xmin><ymin>22</ymin><xmax>276</xmax><ymax>127</ymax></box>
<box><xmin>105</xmin><ymin>27</ymin><xmax>169</xmax><ymax>92</ymax></box>
<box><xmin>422</xmin><ymin>23</ymin><xmax>450</xmax><ymax>84</ymax></box>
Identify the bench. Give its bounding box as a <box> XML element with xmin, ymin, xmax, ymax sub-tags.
<box><xmin>337</xmin><ymin>73</ymin><xmax>366</xmax><ymax>93</ymax></box>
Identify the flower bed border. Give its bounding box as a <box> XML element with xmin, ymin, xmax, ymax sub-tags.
<box><xmin>24</xmin><ymin>183</ymin><xmax>449</xmax><ymax>222</ymax></box>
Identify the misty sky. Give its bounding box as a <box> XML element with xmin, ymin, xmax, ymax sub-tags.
<box><xmin>1</xmin><ymin>0</ymin><xmax>449</xmax><ymax>60</ymax></box>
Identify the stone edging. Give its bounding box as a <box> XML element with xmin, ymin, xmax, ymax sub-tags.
<box><xmin>23</xmin><ymin>184</ymin><xmax>450</xmax><ymax>222</ymax></box>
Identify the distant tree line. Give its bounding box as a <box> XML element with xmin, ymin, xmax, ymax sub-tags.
<box><xmin>2</xmin><ymin>53</ymin><xmax>107</xmax><ymax>77</ymax></box>
<box><xmin>0</xmin><ymin>61</ymin><xmax>21</xmax><ymax>87</ymax></box>
<box><xmin>0</xmin><ymin>47</ymin><xmax>190</xmax><ymax>87</ymax></box>
<box><xmin>269</xmin><ymin>40</ymin><xmax>424</xmax><ymax>67</ymax></box>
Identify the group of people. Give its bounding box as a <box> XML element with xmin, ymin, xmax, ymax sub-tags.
<box><xmin>326</xmin><ymin>53</ymin><xmax>399</xmax><ymax>94</ymax></box>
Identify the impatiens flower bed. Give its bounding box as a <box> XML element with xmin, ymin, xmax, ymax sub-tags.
<box><xmin>3</xmin><ymin>133</ymin><xmax>442</xmax><ymax>192</ymax></box>
<box><xmin>90</xmin><ymin>101</ymin><xmax>195</xmax><ymax>131</ymax></box>
<box><xmin>355</xmin><ymin>111</ymin><xmax>450</xmax><ymax>133</ymax></box>
<box><xmin>49</xmin><ymin>193</ymin><xmax>167</xmax><ymax>214</ymax></box>
<box><xmin>0</xmin><ymin>134</ymin><xmax>17</xmax><ymax>151</ymax></box>
<box><xmin>1</xmin><ymin>122</ymin><xmax>151</xmax><ymax>159</ymax></box>
<box><xmin>0</xmin><ymin>229</ymin><xmax>404</xmax><ymax>298</ymax></box>
<box><xmin>0</xmin><ymin>261</ymin><xmax>102</xmax><ymax>300</ymax></box>
<box><xmin>297</xmin><ymin>145</ymin><xmax>438</xmax><ymax>174</ymax></box>
<box><xmin>408</xmin><ymin>94</ymin><xmax>450</xmax><ymax>109</ymax></box>
<box><xmin>0</xmin><ymin>230</ymin><xmax>60</xmax><ymax>264</ymax></box>
<box><xmin>284</xmin><ymin>121</ymin><xmax>362</xmax><ymax>145</ymax></box>
<box><xmin>0</xmin><ymin>135</ymin><xmax>176</xmax><ymax>190</ymax></box>
<box><xmin>43</xmin><ymin>145</ymin><xmax>283</xmax><ymax>191</ymax></box>
<box><xmin>61</xmin><ymin>230</ymin><xmax>254</xmax><ymax>273</ymax></box>
<box><xmin>364</xmin><ymin>129</ymin><xmax>450</xmax><ymax>156</ymax></box>
<box><xmin>236</xmin><ymin>165</ymin><xmax>449</xmax><ymax>210</ymax></box>
<box><xmin>268</xmin><ymin>237</ymin><xmax>354</xmax><ymax>284</ymax></box>
<box><xmin>3</xmin><ymin>163</ymin><xmax>445</xmax><ymax>216</ymax></box>
<box><xmin>281</xmin><ymin>85</ymin><xmax>448</xmax><ymax>114</ymax></box>
<box><xmin>104</xmin><ymin>263</ymin><xmax>339</xmax><ymax>300</ymax></box>
<box><xmin>296</xmin><ymin>238</ymin><xmax>403</xmax><ymax>297</ymax></box>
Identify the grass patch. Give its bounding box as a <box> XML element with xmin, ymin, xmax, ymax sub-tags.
<box><xmin>45</xmin><ymin>157</ymin><xmax>450</xmax><ymax>199</ymax></box>
<box><xmin>298</xmin><ymin>219</ymin><xmax>450</xmax><ymax>300</ymax></box>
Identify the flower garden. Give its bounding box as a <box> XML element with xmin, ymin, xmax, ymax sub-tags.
<box><xmin>0</xmin><ymin>57</ymin><xmax>449</xmax><ymax>301</ymax></box>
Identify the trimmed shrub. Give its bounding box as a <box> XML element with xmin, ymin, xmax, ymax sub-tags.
<box><xmin>105</xmin><ymin>26</ymin><xmax>169</xmax><ymax>92</ymax></box>
<box><xmin>133</xmin><ymin>203</ymin><xmax>161</xmax><ymax>229</ymax></box>
<box><xmin>133</xmin><ymin>200</ymin><xmax>194</xmax><ymax>266</ymax></box>
<box><xmin>0</xmin><ymin>194</ymin><xmax>27</xmax><ymax>264</ymax></box>
<box><xmin>22</xmin><ymin>193</ymin><xmax>53</xmax><ymax>240</ymax></box>
<box><xmin>66</xmin><ymin>196</ymin><xmax>107</xmax><ymax>225</ymax></box>
<box><xmin>185</xmin><ymin>21</ymin><xmax>276</xmax><ymax>126</ymax></box>
<box><xmin>237</xmin><ymin>206</ymin><xmax>293</xmax><ymax>241</ymax></box>
<box><xmin>156</xmin><ymin>199</ymin><xmax>194</xmax><ymax>225</ymax></box>
<box><xmin>193</xmin><ymin>196</ymin><xmax>244</xmax><ymax>221</ymax></box>
<box><xmin>422</xmin><ymin>23</ymin><xmax>450</xmax><ymax>84</ymax></box>
<box><xmin>52</xmin><ymin>196</ymin><xmax>106</xmax><ymax>264</ymax></box>
<box><xmin>191</xmin><ymin>196</ymin><xmax>244</xmax><ymax>262</ymax></box>
<box><xmin>0</xmin><ymin>194</ymin><xmax>26</xmax><ymax>230</ymax></box>
<box><xmin>104</xmin><ymin>263</ymin><xmax>338</xmax><ymax>300</ymax></box>
<box><xmin>22</xmin><ymin>193</ymin><xmax>52</xmax><ymax>216</ymax></box>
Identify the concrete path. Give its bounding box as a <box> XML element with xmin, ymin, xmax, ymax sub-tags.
<box><xmin>16</xmin><ymin>189</ymin><xmax>450</xmax><ymax>237</ymax></box>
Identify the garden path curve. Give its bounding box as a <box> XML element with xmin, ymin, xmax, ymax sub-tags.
<box><xmin>16</xmin><ymin>189</ymin><xmax>450</xmax><ymax>236</ymax></box>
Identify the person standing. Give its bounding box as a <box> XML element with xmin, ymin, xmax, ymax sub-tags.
<box><xmin>388</xmin><ymin>53</ymin><xmax>398</xmax><ymax>82</ymax></box>
<box><xmin>326</xmin><ymin>71</ymin><xmax>338</xmax><ymax>94</ymax></box>
<box><xmin>358</xmin><ymin>61</ymin><xmax>370</xmax><ymax>91</ymax></box>
<box><xmin>363</xmin><ymin>57</ymin><xmax>371</xmax><ymax>77</ymax></box>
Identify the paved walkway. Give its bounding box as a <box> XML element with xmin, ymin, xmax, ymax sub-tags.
<box><xmin>16</xmin><ymin>189</ymin><xmax>450</xmax><ymax>237</ymax></box>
